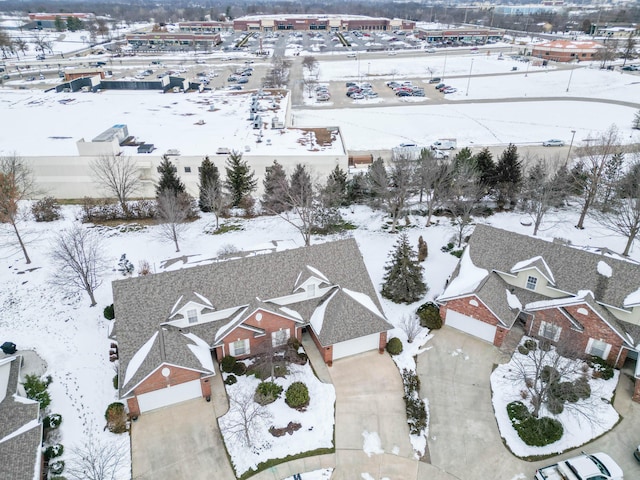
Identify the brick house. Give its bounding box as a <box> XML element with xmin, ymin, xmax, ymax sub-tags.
<box><xmin>437</xmin><ymin>225</ymin><xmax>640</xmax><ymax>401</ymax></box>
<box><xmin>0</xmin><ymin>356</ymin><xmax>43</xmax><ymax>480</ymax></box>
<box><xmin>112</xmin><ymin>238</ymin><xmax>392</xmax><ymax>416</ymax></box>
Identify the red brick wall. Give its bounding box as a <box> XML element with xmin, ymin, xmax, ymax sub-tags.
<box><xmin>529</xmin><ymin>304</ymin><xmax>625</xmax><ymax>367</ymax></box>
<box><xmin>200</xmin><ymin>377</ymin><xmax>212</xmax><ymax>398</ymax></box>
<box><xmin>134</xmin><ymin>365</ymin><xmax>202</xmax><ymax>396</ymax></box>
<box><xmin>494</xmin><ymin>326</ymin><xmax>509</xmax><ymax>348</ymax></box>
<box><xmin>378</xmin><ymin>331</ymin><xmax>388</xmax><ymax>353</ymax></box>
<box><xmin>633</xmin><ymin>378</ymin><xmax>640</xmax><ymax>403</ymax></box>
<box><xmin>222</xmin><ymin>309</ymin><xmax>300</xmax><ymax>358</ymax></box>
<box><xmin>441</xmin><ymin>296</ymin><xmax>502</xmax><ymax>327</ymax></box>
<box><xmin>308</xmin><ymin>328</ymin><xmax>333</xmax><ymax>366</ymax></box>
<box><xmin>127</xmin><ymin>396</ymin><xmax>140</xmax><ymax>417</ymax></box>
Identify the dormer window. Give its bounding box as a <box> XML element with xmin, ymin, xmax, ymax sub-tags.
<box><xmin>187</xmin><ymin>309</ymin><xmax>198</xmax><ymax>324</ymax></box>
<box><xmin>526</xmin><ymin>276</ymin><xmax>537</xmax><ymax>291</ymax></box>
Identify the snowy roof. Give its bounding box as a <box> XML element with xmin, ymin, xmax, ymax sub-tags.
<box><xmin>113</xmin><ymin>238</ymin><xmax>390</xmax><ymax>396</ymax></box>
<box><xmin>438</xmin><ymin>247</ymin><xmax>488</xmax><ymax>300</ymax></box>
<box><xmin>510</xmin><ymin>255</ymin><xmax>555</xmax><ymax>285</ymax></box>
<box><xmin>0</xmin><ymin>89</ymin><xmax>346</xmax><ymax>158</ymax></box>
<box><xmin>0</xmin><ymin>355</ymin><xmax>42</xmax><ymax>480</ymax></box>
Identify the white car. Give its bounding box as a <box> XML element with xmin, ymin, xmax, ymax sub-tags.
<box><xmin>543</xmin><ymin>139</ymin><xmax>565</xmax><ymax>147</ymax></box>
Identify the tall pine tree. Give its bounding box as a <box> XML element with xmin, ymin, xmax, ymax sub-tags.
<box><xmin>224</xmin><ymin>151</ymin><xmax>256</xmax><ymax>207</ymax></box>
<box><xmin>261</xmin><ymin>160</ymin><xmax>289</xmax><ymax>214</ymax></box>
<box><xmin>155</xmin><ymin>156</ymin><xmax>185</xmax><ymax>198</ymax></box>
<box><xmin>473</xmin><ymin>147</ymin><xmax>497</xmax><ymax>191</ymax></box>
<box><xmin>381</xmin><ymin>233</ymin><xmax>427</xmax><ymax>304</ymax></box>
<box><xmin>289</xmin><ymin>163</ymin><xmax>313</xmax><ymax>206</ymax></box>
<box><xmin>494</xmin><ymin>143</ymin><xmax>522</xmax><ymax>210</ymax></box>
<box><xmin>198</xmin><ymin>156</ymin><xmax>221</xmax><ymax>212</ymax></box>
<box><xmin>322</xmin><ymin>164</ymin><xmax>348</xmax><ymax>207</ymax></box>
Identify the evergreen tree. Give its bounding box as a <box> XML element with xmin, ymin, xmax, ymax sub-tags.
<box><xmin>54</xmin><ymin>17</ymin><xmax>66</xmax><ymax>32</ymax></box>
<box><xmin>633</xmin><ymin>110</ymin><xmax>640</xmax><ymax>130</ymax></box>
<box><xmin>289</xmin><ymin>164</ymin><xmax>313</xmax><ymax>206</ymax></box>
<box><xmin>323</xmin><ymin>165</ymin><xmax>348</xmax><ymax>207</ymax></box>
<box><xmin>224</xmin><ymin>151</ymin><xmax>257</xmax><ymax>207</ymax></box>
<box><xmin>155</xmin><ymin>156</ymin><xmax>185</xmax><ymax>197</ymax></box>
<box><xmin>261</xmin><ymin>160</ymin><xmax>288</xmax><ymax>214</ymax></box>
<box><xmin>346</xmin><ymin>172</ymin><xmax>369</xmax><ymax>204</ymax></box>
<box><xmin>198</xmin><ymin>156</ymin><xmax>220</xmax><ymax>212</ymax></box>
<box><xmin>473</xmin><ymin>147</ymin><xmax>497</xmax><ymax>190</ymax></box>
<box><xmin>381</xmin><ymin>233</ymin><xmax>427</xmax><ymax>304</ymax></box>
<box><xmin>494</xmin><ymin>144</ymin><xmax>522</xmax><ymax>210</ymax></box>
<box><xmin>452</xmin><ymin>147</ymin><xmax>475</xmax><ymax>173</ymax></box>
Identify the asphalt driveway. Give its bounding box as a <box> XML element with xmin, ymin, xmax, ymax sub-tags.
<box><xmin>130</xmin><ymin>397</ymin><xmax>235</xmax><ymax>480</ymax></box>
<box><xmin>418</xmin><ymin>326</ymin><xmax>640</xmax><ymax>479</ymax></box>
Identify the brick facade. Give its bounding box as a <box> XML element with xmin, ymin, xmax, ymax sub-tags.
<box><xmin>308</xmin><ymin>328</ymin><xmax>334</xmax><ymax>366</ymax></box>
<box><xmin>527</xmin><ymin>303</ymin><xmax>626</xmax><ymax>367</ymax></box>
<box><xmin>378</xmin><ymin>331</ymin><xmax>388</xmax><ymax>353</ymax></box>
<box><xmin>215</xmin><ymin>309</ymin><xmax>301</xmax><ymax>360</ymax></box>
<box><xmin>440</xmin><ymin>295</ymin><xmax>503</xmax><ymax>346</ymax></box>
<box><xmin>633</xmin><ymin>379</ymin><xmax>640</xmax><ymax>402</ymax></box>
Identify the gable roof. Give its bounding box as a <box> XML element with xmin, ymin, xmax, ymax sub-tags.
<box><xmin>113</xmin><ymin>238</ymin><xmax>391</xmax><ymax>397</ymax></box>
<box><xmin>0</xmin><ymin>356</ymin><xmax>42</xmax><ymax>480</ymax></box>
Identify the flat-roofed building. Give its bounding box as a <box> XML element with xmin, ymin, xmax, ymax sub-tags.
<box><xmin>126</xmin><ymin>32</ymin><xmax>222</xmax><ymax>50</ymax></box>
<box><xmin>531</xmin><ymin>39</ymin><xmax>602</xmax><ymax>62</ymax></box>
<box><xmin>233</xmin><ymin>14</ymin><xmax>415</xmax><ymax>32</ymax></box>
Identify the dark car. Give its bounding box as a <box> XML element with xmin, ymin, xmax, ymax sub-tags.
<box><xmin>237</xmin><ymin>77</ymin><xmax>249</xmax><ymax>84</ymax></box>
<box><xmin>396</xmin><ymin>90</ymin><xmax>411</xmax><ymax>96</ymax></box>
<box><xmin>428</xmin><ymin>77</ymin><xmax>441</xmax><ymax>84</ymax></box>
<box><xmin>434</xmin><ymin>83</ymin><xmax>445</xmax><ymax>90</ymax></box>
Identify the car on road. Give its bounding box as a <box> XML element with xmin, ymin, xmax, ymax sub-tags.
<box><xmin>428</xmin><ymin>77</ymin><xmax>441</xmax><ymax>84</ymax></box>
<box><xmin>543</xmin><ymin>139</ymin><xmax>565</xmax><ymax>147</ymax></box>
<box><xmin>26</xmin><ymin>76</ymin><xmax>36</xmax><ymax>81</ymax></box>
<box><xmin>425</xmin><ymin>48</ymin><xmax>436</xmax><ymax>53</ymax></box>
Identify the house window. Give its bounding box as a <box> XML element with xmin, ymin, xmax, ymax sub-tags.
<box><xmin>187</xmin><ymin>309</ymin><xmax>197</xmax><ymax>324</ymax></box>
<box><xmin>538</xmin><ymin>321</ymin><xmax>561</xmax><ymax>342</ymax></box>
<box><xmin>271</xmin><ymin>328</ymin><xmax>290</xmax><ymax>347</ymax></box>
<box><xmin>526</xmin><ymin>276</ymin><xmax>538</xmax><ymax>291</ymax></box>
<box><xmin>184</xmin><ymin>166</ymin><xmax>191</xmax><ymax>173</ymax></box>
<box><xmin>232</xmin><ymin>339</ymin><xmax>249</xmax><ymax>356</ymax></box>
<box><xmin>587</xmin><ymin>339</ymin><xmax>610</xmax><ymax>360</ymax></box>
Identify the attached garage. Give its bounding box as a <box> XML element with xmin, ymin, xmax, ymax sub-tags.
<box><xmin>136</xmin><ymin>379</ymin><xmax>202</xmax><ymax>413</ymax></box>
<box><xmin>332</xmin><ymin>332</ymin><xmax>380</xmax><ymax>360</ymax></box>
<box><xmin>445</xmin><ymin>310</ymin><xmax>497</xmax><ymax>343</ymax></box>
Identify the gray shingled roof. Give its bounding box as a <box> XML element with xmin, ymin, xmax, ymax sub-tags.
<box><xmin>0</xmin><ymin>356</ymin><xmax>42</xmax><ymax>480</ymax></box>
<box><xmin>444</xmin><ymin>224</ymin><xmax>640</xmax><ymax>344</ymax></box>
<box><xmin>113</xmin><ymin>238</ymin><xmax>391</xmax><ymax>397</ymax></box>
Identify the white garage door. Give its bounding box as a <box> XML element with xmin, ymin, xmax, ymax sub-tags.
<box><xmin>137</xmin><ymin>380</ymin><xmax>202</xmax><ymax>413</ymax></box>
<box><xmin>445</xmin><ymin>310</ymin><xmax>497</xmax><ymax>344</ymax></box>
<box><xmin>332</xmin><ymin>333</ymin><xmax>380</xmax><ymax>360</ymax></box>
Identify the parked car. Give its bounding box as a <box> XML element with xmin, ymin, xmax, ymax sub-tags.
<box><xmin>543</xmin><ymin>139</ymin><xmax>565</xmax><ymax>147</ymax></box>
<box><xmin>434</xmin><ymin>83</ymin><xmax>445</xmax><ymax>90</ymax></box>
<box><xmin>346</xmin><ymin>81</ymin><xmax>357</xmax><ymax>87</ymax></box>
<box><xmin>428</xmin><ymin>77</ymin><xmax>441</xmax><ymax>84</ymax></box>
<box><xmin>443</xmin><ymin>87</ymin><xmax>457</xmax><ymax>94</ymax></box>
<box><xmin>317</xmin><ymin>94</ymin><xmax>331</xmax><ymax>101</ymax></box>
<box><xmin>396</xmin><ymin>91</ymin><xmax>411</xmax><ymax>97</ymax></box>
<box><xmin>227</xmin><ymin>75</ymin><xmax>239</xmax><ymax>82</ymax></box>
<box><xmin>412</xmin><ymin>90</ymin><xmax>425</xmax><ymax>97</ymax></box>
<box><xmin>237</xmin><ymin>77</ymin><xmax>249</xmax><ymax>84</ymax></box>
<box><xmin>351</xmin><ymin>93</ymin><xmax>365</xmax><ymax>100</ymax></box>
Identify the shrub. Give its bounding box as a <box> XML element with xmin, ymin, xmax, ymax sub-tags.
<box><xmin>224</xmin><ymin>374</ymin><xmax>237</xmax><ymax>385</ymax></box>
<box><xmin>285</xmin><ymin>382</ymin><xmax>310</xmax><ymax>409</ymax></box>
<box><xmin>517</xmin><ymin>345</ymin><xmax>529</xmax><ymax>355</ymax></box>
<box><xmin>105</xmin><ymin>402</ymin><xmax>127</xmax><ymax>434</ymax></box>
<box><xmin>31</xmin><ymin>197</ymin><xmax>61</xmax><ymax>222</ymax></box>
<box><xmin>232</xmin><ymin>362</ymin><xmax>247</xmax><ymax>376</ymax></box>
<box><xmin>523</xmin><ymin>339</ymin><xmax>537</xmax><ymax>351</ymax></box>
<box><xmin>506</xmin><ymin>401</ymin><xmax>563</xmax><ymax>446</ymax></box>
<box><xmin>43</xmin><ymin>414</ymin><xmax>62</xmax><ymax>430</ymax></box>
<box><xmin>220</xmin><ymin>355</ymin><xmax>237</xmax><ymax>373</ymax></box>
<box><xmin>254</xmin><ymin>381</ymin><xmax>283</xmax><ymax>405</ymax></box>
<box><xmin>541</xmin><ymin>365</ymin><xmax>558</xmax><ymax>383</ymax></box>
<box><xmin>539</xmin><ymin>340</ymin><xmax>551</xmax><ymax>351</ymax></box>
<box><xmin>416</xmin><ymin>302</ymin><xmax>442</xmax><ymax>330</ymax></box>
<box><xmin>400</xmin><ymin>369</ymin><xmax>427</xmax><ymax>435</ymax></box>
<box><xmin>417</xmin><ymin>236</ymin><xmax>428</xmax><ymax>262</ymax></box>
<box><xmin>386</xmin><ymin>337</ymin><xmax>403</xmax><ymax>355</ymax></box>
<box><xmin>588</xmin><ymin>356</ymin><xmax>614</xmax><ymax>380</ymax></box>
<box><xmin>23</xmin><ymin>374</ymin><xmax>51</xmax><ymax>410</ymax></box>
<box><xmin>49</xmin><ymin>460</ymin><xmax>65</xmax><ymax>475</ymax></box>
<box><xmin>574</xmin><ymin>376</ymin><xmax>591</xmax><ymax>400</ymax></box>
<box><xmin>44</xmin><ymin>444</ymin><xmax>64</xmax><ymax>460</ymax></box>
<box><xmin>103</xmin><ymin>304</ymin><xmax>115</xmax><ymax>320</ymax></box>
<box><xmin>112</xmin><ymin>374</ymin><xmax>118</xmax><ymax>390</ymax></box>
<box><xmin>80</xmin><ymin>198</ymin><xmax>156</xmax><ymax>223</ymax></box>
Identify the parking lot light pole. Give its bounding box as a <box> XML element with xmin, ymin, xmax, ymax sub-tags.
<box><xmin>566</xmin><ymin>129</ymin><xmax>576</xmax><ymax>163</ymax></box>
<box><xmin>566</xmin><ymin>65</ymin><xmax>575</xmax><ymax>92</ymax></box>
<box><xmin>442</xmin><ymin>50</ymin><xmax>448</xmax><ymax>81</ymax></box>
<box><xmin>466</xmin><ymin>58</ymin><xmax>474</xmax><ymax>96</ymax></box>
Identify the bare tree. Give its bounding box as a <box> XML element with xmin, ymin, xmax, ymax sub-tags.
<box><xmin>592</xmin><ymin>159</ymin><xmax>640</xmax><ymax>256</ymax></box>
<box><xmin>199</xmin><ymin>180</ymin><xmax>227</xmax><ymax>230</ymax></box>
<box><xmin>65</xmin><ymin>435</ymin><xmax>128</xmax><ymax>480</ymax></box>
<box><xmin>156</xmin><ymin>189</ymin><xmax>192</xmax><ymax>252</ymax></box>
<box><xmin>30</xmin><ymin>31</ymin><xmax>52</xmax><ymax>56</ymax></box>
<box><xmin>621</xmin><ymin>32</ymin><xmax>637</xmax><ymax>66</ymax></box>
<box><xmin>220</xmin><ymin>388</ymin><xmax>272</xmax><ymax>448</ymax></box>
<box><xmin>50</xmin><ymin>225</ymin><xmax>107</xmax><ymax>307</ymax></box>
<box><xmin>574</xmin><ymin>125</ymin><xmax>622</xmax><ymax>229</ymax></box>
<box><xmin>399</xmin><ymin>315</ymin><xmax>422</xmax><ymax>343</ymax></box>
<box><xmin>90</xmin><ymin>155</ymin><xmax>141</xmax><ymax>214</ymax></box>
<box><xmin>0</xmin><ymin>155</ymin><xmax>37</xmax><ymax>264</ymax></box>
<box><xmin>301</xmin><ymin>55</ymin><xmax>319</xmax><ymax>79</ymax></box>
<box><xmin>368</xmin><ymin>156</ymin><xmax>415</xmax><ymax>232</ymax></box>
<box><xmin>444</xmin><ymin>162</ymin><xmax>483</xmax><ymax>247</ymax></box>
<box><xmin>303</xmin><ymin>76</ymin><xmax>318</xmax><ymax>98</ymax></box>
<box><xmin>521</xmin><ymin>158</ymin><xmax>565</xmax><ymax>236</ymax></box>
<box><xmin>415</xmin><ymin>150</ymin><xmax>452</xmax><ymax>226</ymax></box>
<box><xmin>506</xmin><ymin>340</ymin><xmax>606</xmax><ymax>426</ymax></box>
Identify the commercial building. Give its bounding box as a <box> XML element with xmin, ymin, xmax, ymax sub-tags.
<box><xmin>233</xmin><ymin>14</ymin><xmax>415</xmax><ymax>32</ymax></box>
<box><xmin>178</xmin><ymin>21</ymin><xmax>231</xmax><ymax>33</ymax></box>
<box><xmin>416</xmin><ymin>26</ymin><xmax>505</xmax><ymax>44</ymax></box>
<box><xmin>125</xmin><ymin>32</ymin><xmax>222</xmax><ymax>51</ymax></box>
<box><xmin>531</xmin><ymin>39</ymin><xmax>602</xmax><ymax>62</ymax></box>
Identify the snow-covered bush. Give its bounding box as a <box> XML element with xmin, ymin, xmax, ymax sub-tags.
<box><xmin>221</xmin><ymin>355</ymin><xmax>237</xmax><ymax>373</ymax></box>
<box><xmin>416</xmin><ymin>302</ymin><xmax>442</xmax><ymax>330</ymax></box>
<box><xmin>44</xmin><ymin>443</ymin><xmax>64</xmax><ymax>460</ymax></box>
<box><xmin>254</xmin><ymin>381</ymin><xmax>283</xmax><ymax>405</ymax></box>
<box><xmin>117</xmin><ymin>254</ymin><xmax>134</xmax><ymax>276</ymax></box>
<box><xmin>285</xmin><ymin>381</ymin><xmax>309</xmax><ymax>409</ymax></box>
<box><xmin>31</xmin><ymin>197</ymin><xmax>61</xmax><ymax>222</ymax></box>
<box><xmin>43</xmin><ymin>413</ymin><xmax>62</xmax><ymax>430</ymax></box>
<box><xmin>104</xmin><ymin>402</ymin><xmax>127</xmax><ymax>434</ymax></box>
<box><xmin>23</xmin><ymin>374</ymin><xmax>52</xmax><ymax>409</ymax></box>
